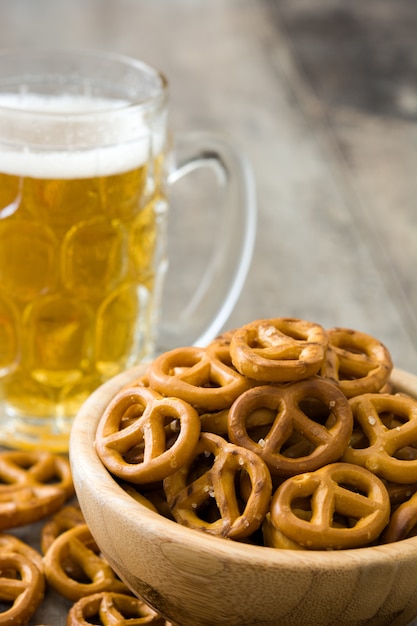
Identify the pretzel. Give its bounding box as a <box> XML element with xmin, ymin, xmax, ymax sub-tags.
<box><xmin>0</xmin><ymin>552</ymin><xmax>45</xmax><ymax>625</ymax></box>
<box><xmin>0</xmin><ymin>534</ymin><xmax>43</xmax><ymax>573</ymax></box>
<box><xmin>199</xmin><ymin>408</ymin><xmax>230</xmax><ymax>436</ymax></box>
<box><xmin>43</xmin><ymin>524</ymin><xmax>130</xmax><ymax>601</ymax></box>
<box><xmin>269</xmin><ymin>462</ymin><xmax>390</xmax><ymax>549</ymax></box>
<box><xmin>263</xmin><ymin>501</ymin><xmax>354</xmax><ymax>550</ymax></box>
<box><xmin>41</xmin><ymin>504</ymin><xmax>90</xmax><ymax>582</ymax></box>
<box><xmin>0</xmin><ymin>450</ymin><xmax>74</xmax><ymax>531</ymax></box>
<box><xmin>385</xmin><ymin>481</ymin><xmax>417</xmax><ymax>506</ymax></box>
<box><xmin>67</xmin><ymin>591</ymin><xmax>166</xmax><ymax>625</ymax></box>
<box><xmin>320</xmin><ymin>327</ymin><xmax>393</xmax><ymax>397</ymax></box>
<box><xmin>207</xmin><ymin>328</ymin><xmax>237</xmax><ymax>350</ymax></box>
<box><xmin>228</xmin><ymin>378</ymin><xmax>353</xmax><ymax>477</ymax></box>
<box><xmin>381</xmin><ymin>490</ymin><xmax>417</xmax><ymax>544</ymax></box>
<box><xmin>95</xmin><ymin>386</ymin><xmax>201</xmax><ymax>484</ymax></box>
<box><xmin>342</xmin><ymin>393</ymin><xmax>417</xmax><ymax>483</ymax></box>
<box><xmin>41</xmin><ymin>504</ymin><xmax>86</xmax><ymax>554</ymax></box>
<box><xmin>229</xmin><ymin>318</ymin><xmax>328</xmax><ymax>382</ymax></box>
<box><xmin>147</xmin><ymin>345</ymin><xmax>253</xmax><ymax>411</ymax></box>
<box><xmin>163</xmin><ymin>432</ymin><xmax>272</xmax><ymax>539</ymax></box>
<box><xmin>262</xmin><ymin>513</ymin><xmax>306</xmax><ymax>550</ymax></box>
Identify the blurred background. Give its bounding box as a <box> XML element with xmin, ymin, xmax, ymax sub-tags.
<box><xmin>1</xmin><ymin>0</ymin><xmax>416</xmax><ymax>371</ymax></box>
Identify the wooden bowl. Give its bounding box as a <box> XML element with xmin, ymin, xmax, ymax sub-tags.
<box><xmin>70</xmin><ymin>367</ymin><xmax>417</xmax><ymax>626</ymax></box>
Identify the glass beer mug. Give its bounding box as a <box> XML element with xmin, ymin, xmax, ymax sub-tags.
<box><xmin>0</xmin><ymin>50</ymin><xmax>256</xmax><ymax>452</ymax></box>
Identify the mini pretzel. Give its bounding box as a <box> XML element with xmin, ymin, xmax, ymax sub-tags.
<box><xmin>320</xmin><ymin>327</ymin><xmax>393</xmax><ymax>397</ymax></box>
<box><xmin>41</xmin><ymin>504</ymin><xmax>86</xmax><ymax>554</ymax></box>
<box><xmin>262</xmin><ymin>513</ymin><xmax>305</xmax><ymax>550</ymax></box>
<box><xmin>269</xmin><ymin>462</ymin><xmax>390</xmax><ymax>549</ymax></box>
<box><xmin>199</xmin><ymin>409</ymin><xmax>230</xmax><ymax>436</ymax></box>
<box><xmin>229</xmin><ymin>318</ymin><xmax>328</xmax><ymax>382</ymax></box>
<box><xmin>228</xmin><ymin>379</ymin><xmax>353</xmax><ymax>477</ymax></box>
<box><xmin>95</xmin><ymin>387</ymin><xmax>201</xmax><ymax>484</ymax></box>
<box><xmin>0</xmin><ymin>552</ymin><xmax>45</xmax><ymax>625</ymax></box>
<box><xmin>0</xmin><ymin>450</ymin><xmax>74</xmax><ymax>531</ymax></box>
<box><xmin>163</xmin><ymin>432</ymin><xmax>272</xmax><ymax>539</ymax></box>
<box><xmin>43</xmin><ymin>524</ymin><xmax>130</xmax><ymax>602</ymax></box>
<box><xmin>385</xmin><ymin>481</ymin><xmax>417</xmax><ymax>506</ymax></box>
<box><xmin>0</xmin><ymin>534</ymin><xmax>43</xmax><ymax>573</ymax></box>
<box><xmin>381</xmin><ymin>490</ymin><xmax>417</xmax><ymax>544</ymax></box>
<box><xmin>206</xmin><ymin>328</ymin><xmax>237</xmax><ymax>350</ymax></box>
<box><xmin>67</xmin><ymin>591</ymin><xmax>166</xmax><ymax>625</ymax></box>
<box><xmin>342</xmin><ymin>393</ymin><xmax>417</xmax><ymax>483</ymax></box>
<box><xmin>147</xmin><ymin>345</ymin><xmax>253</xmax><ymax>411</ymax></box>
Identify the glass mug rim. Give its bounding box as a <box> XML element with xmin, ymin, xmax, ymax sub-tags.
<box><xmin>0</xmin><ymin>48</ymin><xmax>168</xmax><ymax>126</ymax></box>
<box><xmin>0</xmin><ymin>48</ymin><xmax>169</xmax><ymax>166</ymax></box>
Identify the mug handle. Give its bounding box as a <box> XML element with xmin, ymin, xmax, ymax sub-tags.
<box><xmin>157</xmin><ymin>131</ymin><xmax>257</xmax><ymax>352</ymax></box>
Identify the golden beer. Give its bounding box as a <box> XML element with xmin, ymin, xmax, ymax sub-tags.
<box><xmin>0</xmin><ymin>50</ymin><xmax>256</xmax><ymax>452</ymax></box>
<box><xmin>0</xmin><ymin>93</ymin><xmax>167</xmax><ymax>449</ymax></box>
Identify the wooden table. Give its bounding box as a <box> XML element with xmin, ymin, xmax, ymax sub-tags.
<box><xmin>0</xmin><ymin>0</ymin><xmax>416</xmax><ymax>624</ymax></box>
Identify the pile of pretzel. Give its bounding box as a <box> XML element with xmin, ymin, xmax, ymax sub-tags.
<box><xmin>0</xmin><ymin>450</ymin><xmax>169</xmax><ymax>625</ymax></box>
<box><xmin>95</xmin><ymin>317</ymin><xmax>417</xmax><ymax>551</ymax></box>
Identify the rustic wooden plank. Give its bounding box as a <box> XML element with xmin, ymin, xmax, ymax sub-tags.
<box><xmin>262</xmin><ymin>0</ymin><xmax>417</xmax><ymax>364</ymax></box>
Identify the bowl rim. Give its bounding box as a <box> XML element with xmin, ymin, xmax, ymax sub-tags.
<box><xmin>70</xmin><ymin>365</ymin><xmax>417</xmax><ymax>569</ymax></box>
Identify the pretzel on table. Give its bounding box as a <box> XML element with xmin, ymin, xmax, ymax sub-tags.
<box><xmin>43</xmin><ymin>524</ymin><xmax>130</xmax><ymax>602</ymax></box>
<box><xmin>163</xmin><ymin>431</ymin><xmax>272</xmax><ymax>539</ymax></box>
<box><xmin>0</xmin><ymin>552</ymin><xmax>45</xmax><ymax>625</ymax></box>
<box><xmin>95</xmin><ymin>386</ymin><xmax>201</xmax><ymax>484</ymax></box>
<box><xmin>0</xmin><ymin>533</ymin><xmax>43</xmax><ymax>573</ymax></box>
<box><xmin>66</xmin><ymin>591</ymin><xmax>166</xmax><ymax>625</ymax></box>
<box><xmin>320</xmin><ymin>327</ymin><xmax>393</xmax><ymax>398</ymax></box>
<box><xmin>0</xmin><ymin>450</ymin><xmax>74</xmax><ymax>531</ymax></box>
<box><xmin>228</xmin><ymin>378</ymin><xmax>353</xmax><ymax>477</ymax></box>
<box><xmin>229</xmin><ymin>318</ymin><xmax>328</xmax><ymax>382</ymax></box>
<box><xmin>269</xmin><ymin>462</ymin><xmax>390</xmax><ymax>549</ymax></box>
<box><xmin>342</xmin><ymin>393</ymin><xmax>417</xmax><ymax>484</ymax></box>
<box><xmin>41</xmin><ymin>503</ymin><xmax>86</xmax><ymax>554</ymax></box>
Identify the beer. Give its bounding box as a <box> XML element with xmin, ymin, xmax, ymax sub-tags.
<box><xmin>0</xmin><ymin>94</ymin><xmax>167</xmax><ymax>449</ymax></box>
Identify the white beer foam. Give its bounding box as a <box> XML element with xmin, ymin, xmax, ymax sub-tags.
<box><xmin>0</xmin><ymin>93</ymin><xmax>129</xmax><ymax>112</ymax></box>
<box><xmin>0</xmin><ymin>94</ymin><xmax>164</xmax><ymax>179</ymax></box>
